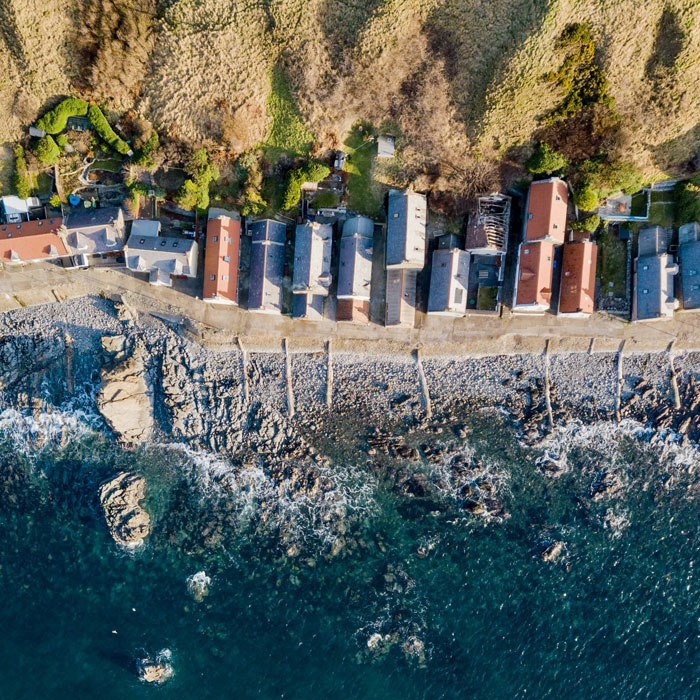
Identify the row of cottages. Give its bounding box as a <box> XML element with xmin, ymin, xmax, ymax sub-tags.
<box><xmin>292</xmin><ymin>221</ymin><xmax>332</xmax><ymax>320</ymax></box>
<box><xmin>679</xmin><ymin>222</ymin><xmax>700</xmax><ymax>311</ymax></box>
<box><xmin>385</xmin><ymin>190</ymin><xmax>427</xmax><ymax>327</ymax></box>
<box><xmin>513</xmin><ymin>178</ymin><xmax>597</xmax><ymax>316</ymax></box>
<box><xmin>632</xmin><ymin>226</ymin><xmax>678</xmax><ymax>322</ymax></box>
<box><xmin>0</xmin><ymin>206</ymin><xmax>128</xmax><ymax>268</ymax></box>
<box><xmin>124</xmin><ymin>219</ymin><xmax>198</xmax><ymax>287</ymax></box>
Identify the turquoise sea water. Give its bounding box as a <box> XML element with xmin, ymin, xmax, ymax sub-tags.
<box><xmin>1</xmin><ymin>410</ymin><xmax>700</xmax><ymax>699</ymax></box>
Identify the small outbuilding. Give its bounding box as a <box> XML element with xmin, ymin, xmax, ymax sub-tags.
<box><xmin>377</xmin><ymin>134</ymin><xmax>396</xmax><ymax>159</ymax></box>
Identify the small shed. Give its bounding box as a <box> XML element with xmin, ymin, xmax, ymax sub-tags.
<box><xmin>377</xmin><ymin>134</ymin><xmax>396</xmax><ymax>159</ymax></box>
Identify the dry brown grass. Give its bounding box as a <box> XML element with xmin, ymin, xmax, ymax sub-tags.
<box><xmin>0</xmin><ymin>0</ymin><xmax>698</xmax><ymax>195</ymax></box>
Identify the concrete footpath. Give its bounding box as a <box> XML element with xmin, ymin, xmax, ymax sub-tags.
<box><xmin>1</xmin><ymin>262</ymin><xmax>699</xmax><ymax>358</ymax></box>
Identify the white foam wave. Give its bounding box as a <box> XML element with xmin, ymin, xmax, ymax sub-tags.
<box><xmin>0</xmin><ymin>407</ymin><xmax>101</xmax><ymax>455</ymax></box>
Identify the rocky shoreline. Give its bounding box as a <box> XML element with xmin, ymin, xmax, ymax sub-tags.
<box><xmin>0</xmin><ymin>296</ymin><xmax>698</xmax><ymax>550</ymax></box>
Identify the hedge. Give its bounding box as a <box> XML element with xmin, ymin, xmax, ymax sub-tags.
<box><xmin>87</xmin><ymin>105</ymin><xmax>131</xmax><ymax>155</ymax></box>
<box><xmin>283</xmin><ymin>161</ymin><xmax>330</xmax><ymax>210</ymax></box>
<box><xmin>34</xmin><ymin>135</ymin><xmax>61</xmax><ymax>166</ymax></box>
<box><xmin>12</xmin><ymin>145</ymin><xmax>31</xmax><ymax>199</ymax></box>
<box><xmin>36</xmin><ymin>98</ymin><xmax>88</xmax><ymax>134</ymax></box>
<box><xmin>571</xmin><ymin>213</ymin><xmax>601</xmax><ymax>232</ymax></box>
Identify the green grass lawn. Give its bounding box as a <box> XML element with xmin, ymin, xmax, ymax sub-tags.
<box><xmin>0</xmin><ymin>145</ymin><xmax>13</xmax><ymax>193</ymax></box>
<box><xmin>92</xmin><ymin>158</ymin><xmax>123</xmax><ymax>172</ymax></box>
<box><xmin>262</xmin><ymin>67</ymin><xmax>314</xmax><ymax>162</ymax></box>
<box><xmin>647</xmin><ymin>201</ymin><xmax>675</xmax><ymax>227</ymax></box>
<box><xmin>32</xmin><ymin>171</ymin><xmax>53</xmax><ymax>196</ymax></box>
<box><xmin>343</xmin><ymin>126</ymin><xmax>383</xmax><ymax>218</ymax></box>
<box><xmin>596</xmin><ymin>229</ymin><xmax>627</xmax><ymax>298</ymax></box>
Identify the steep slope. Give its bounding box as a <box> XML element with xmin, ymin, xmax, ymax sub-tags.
<box><xmin>0</xmin><ymin>0</ymin><xmax>697</xmax><ymax>190</ymax></box>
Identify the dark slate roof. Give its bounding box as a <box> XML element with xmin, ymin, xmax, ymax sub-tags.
<box><xmin>250</xmin><ymin>219</ymin><xmax>286</xmax><ymax>245</ymax></box>
<box><xmin>636</xmin><ymin>254</ymin><xmax>676</xmax><ymax>320</ymax></box>
<box><xmin>680</xmin><ymin>241</ymin><xmax>700</xmax><ymax>310</ymax></box>
<box><xmin>637</xmin><ymin>226</ymin><xmax>668</xmax><ymax>257</ymax></box>
<box><xmin>338</xmin><ymin>217</ymin><xmax>373</xmax><ymax>298</ymax></box>
<box><xmin>427</xmin><ymin>248</ymin><xmax>469</xmax><ymax>313</ymax></box>
<box><xmin>65</xmin><ymin>206</ymin><xmax>123</xmax><ymax>229</ymax></box>
<box><xmin>248</xmin><ymin>219</ymin><xmax>286</xmax><ymax>312</ymax></box>
<box><xmin>292</xmin><ymin>222</ymin><xmax>332</xmax><ymax>294</ymax></box>
<box><xmin>385</xmin><ymin>190</ymin><xmax>426</xmax><ymax>268</ymax></box>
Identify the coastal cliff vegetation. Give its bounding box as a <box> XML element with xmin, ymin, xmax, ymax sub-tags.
<box><xmin>0</xmin><ymin>0</ymin><xmax>698</xmax><ymax>207</ymax></box>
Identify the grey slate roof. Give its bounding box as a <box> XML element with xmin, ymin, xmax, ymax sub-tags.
<box><xmin>337</xmin><ymin>216</ymin><xmax>373</xmax><ymax>299</ymax></box>
<box><xmin>385</xmin><ymin>190</ymin><xmax>426</xmax><ymax>269</ymax></box>
<box><xmin>385</xmin><ymin>268</ymin><xmax>417</xmax><ymax>326</ymax></box>
<box><xmin>125</xmin><ymin>235</ymin><xmax>198</xmax><ymax>277</ymax></box>
<box><xmin>637</xmin><ymin>226</ymin><xmax>668</xmax><ymax>257</ymax></box>
<box><xmin>292</xmin><ymin>222</ymin><xmax>332</xmax><ymax>295</ymax></box>
<box><xmin>680</xmin><ymin>241</ymin><xmax>700</xmax><ymax>310</ymax></box>
<box><xmin>248</xmin><ymin>219</ymin><xmax>286</xmax><ymax>313</ymax></box>
<box><xmin>130</xmin><ymin>219</ymin><xmax>161</xmax><ymax>238</ymax></box>
<box><xmin>635</xmin><ymin>253</ymin><xmax>677</xmax><ymax>320</ymax></box>
<box><xmin>65</xmin><ymin>206</ymin><xmax>124</xmax><ymax>230</ymax></box>
<box><xmin>64</xmin><ymin>206</ymin><xmax>126</xmax><ymax>256</ymax></box>
<box><xmin>427</xmin><ymin>248</ymin><xmax>470</xmax><ymax>314</ymax></box>
<box><xmin>679</xmin><ymin>222</ymin><xmax>700</xmax><ymax>246</ymax></box>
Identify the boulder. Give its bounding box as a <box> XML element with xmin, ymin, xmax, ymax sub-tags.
<box><xmin>99</xmin><ymin>472</ymin><xmax>151</xmax><ymax>546</ymax></box>
<box><xmin>97</xmin><ymin>349</ymin><xmax>154</xmax><ymax>444</ymax></box>
<box><xmin>137</xmin><ymin>656</ymin><xmax>172</xmax><ymax>684</ymax></box>
<box><xmin>541</xmin><ymin>540</ymin><xmax>564</xmax><ymax>563</ymax></box>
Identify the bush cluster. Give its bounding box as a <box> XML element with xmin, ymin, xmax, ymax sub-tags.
<box><xmin>282</xmin><ymin>161</ymin><xmax>330</xmax><ymax>210</ymax></box>
<box><xmin>175</xmin><ymin>148</ymin><xmax>219</xmax><ymax>212</ymax></box>
<box><xmin>87</xmin><ymin>105</ymin><xmax>131</xmax><ymax>155</ymax></box>
<box><xmin>675</xmin><ymin>177</ymin><xmax>700</xmax><ymax>225</ymax></box>
<box><xmin>571</xmin><ymin>213</ymin><xmax>601</xmax><ymax>232</ymax></box>
<box><xmin>573</xmin><ymin>185</ymin><xmax>598</xmax><ymax>211</ymax></box>
<box><xmin>128</xmin><ymin>181</ymin><xmax>166</xmax><ymax>201</ymax></box>
<box><xmin>34</xmin><ymin>135</ymin><xmax>61</xmax><ymax>166</ymax></box>
<box><xmin>577</xmin><ymin>157</ymin><xmax>644</xmax><ymax>200</ymax></box>
<box><xmin>36</xmin><ymin>98</ymin><xmax>88</xmax><ymax>134</ymax></box>
<box><xmin>526</xmin><ymin>142</ymin><xmax>568</xmax><ymax>174</ymax></box>
<box><xmin>133</xmin><ymin>130</ymin><xmax>160</xmax><ymax>168</ymax></box>
<box><xmin>12</xmin><ymin>145</ymin><xmax>31</xmax><ymax>199</ymax></box>
<box><xmin>545</xmin><ymin>23</ymin><xmax>613</xmax><ymax>123</ymax></box>
<box><xmin>240</xmin><ymin>156</ymin><xmax>267</xmax><ymax>217</ymax></box>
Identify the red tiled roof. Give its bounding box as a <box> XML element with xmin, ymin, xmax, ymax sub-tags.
<box><xmin>203</xmin><ymin>217</ymin><xmax>241</xmax><ymax>303</ymax></box>
<box><xmin>0</xmin><ymin>218</ymin><xmax>67</xmax><ymax>263</ymax></box>
<box><xmin>559</xmin><ymin>241</ymin><xmax>597</xmax><ymax>314</ymax></box>
<box><xmin>525</xmin><ymin>179</ymin><xmax>568</xmax><ymax>243</ymax></box>
<box><xmin>515</xmin><ymin>240</ymin><xmax>555</xmax><ymax>308</ymax></box>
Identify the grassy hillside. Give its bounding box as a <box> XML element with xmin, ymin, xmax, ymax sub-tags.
<box><xmin>0</xmin><ymin>0</ymin><xmax>698</xmax><ymax>203</ymax></box>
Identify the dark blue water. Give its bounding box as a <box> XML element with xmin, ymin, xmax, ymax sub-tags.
<box><xmin>1</xmin><ymin>410</ymin><xmax>699</xmax><ymax>699</ymax></box>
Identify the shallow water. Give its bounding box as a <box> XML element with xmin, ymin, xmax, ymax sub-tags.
<box><xmin>1</xmin><ymin>410</ymin><xmax>700</xmax><ymax>699</ymax></box>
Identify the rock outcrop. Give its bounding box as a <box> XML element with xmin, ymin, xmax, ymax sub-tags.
<box><xmin>97</xmin><ymin>347</ymin><xmax>154</xmax><ymax>444</ymax></box>
<box><xmin>137</xmin><ymin>653</ymin><xmax>173</xmax><ymax>684</ymax></box>
<box><xmin>99</xmin><ymin>472</ymin><xmax>151</xmax><ymax>546</ymax></box>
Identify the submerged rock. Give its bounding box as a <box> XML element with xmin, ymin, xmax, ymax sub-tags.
<box><xmin>186</xmin><ymin>571</ymin><xmax>211</xmax><ymax>602</ymax></box>
<box><xmin>541</xmin><ymin>540</ymin><xmax>565</xmax><ymax>563</ymax></box>
<box><xmin>137</xmin><ymin>650</ymin><xmax>173</xmax><ymax>684</ymax></box>
<box><xmin>97</xmin><ymin>348</ymin><xmax>154</xmax><ymax>444</ymax></box>
<box><xmin>99</xmin><ymin>472</ymin><xmax>151</xmax><ymax>546</ymax></box>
